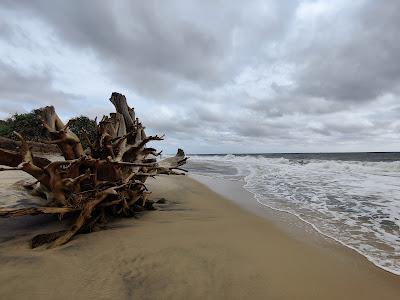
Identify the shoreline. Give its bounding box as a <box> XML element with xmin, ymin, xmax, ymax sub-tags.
<box><xmin>0</xmin><ymin>175</ymin><xmax>399</xmax><ymax>299</ymax></box>
<box><xmin>191</xmin><ymin>173</ymin><xmax>400</xmax><ymax>276</ymax></box>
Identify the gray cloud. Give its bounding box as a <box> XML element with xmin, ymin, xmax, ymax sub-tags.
<box><xmin>0</xmin><ymin>60</ymin><xmax>79</xmax><ymax>118</ymax></box>
<box><xmin>286</xmin><ymin>1</ymin><xmax>400</xmax><ymax>103</ymax></box>
<box><xmin>0</xmin><ymin>0</ymin><xmax>298</xmax><ymax>98</ymax></box>
<box><xmin>0</xmin><ymin>1</ymin><xmax>399</xmax><ymax>153</ymax></box>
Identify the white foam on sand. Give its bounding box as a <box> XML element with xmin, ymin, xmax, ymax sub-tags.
<box><xmin>188</xmin><ymin>155</ymin><xmax>400</xmax><ymax>276</ymax></box>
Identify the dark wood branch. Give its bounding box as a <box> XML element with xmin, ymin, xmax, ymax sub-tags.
<box><xmin>49</xmin><ymin>184</ymin><xmax>127</xmax><ymax>248</ymax></box>
<box><xmin>0</xmin><ymin>206</ymin><xmax>80</xmax><ymax>218</ymax></box>
<box><xmin>0</xmin><ymin>148</ymin><xmax>51</xmax><ymax>169</ymax></box>
<box><xmin>81</xmin><ymin>128</ymin><xmax>95</xmax><ymax>151</ymax></box>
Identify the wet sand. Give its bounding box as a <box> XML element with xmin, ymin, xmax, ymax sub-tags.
<box><xmin>0</xmin><ymin>174</ymin><xmax>399</xmax><ymax>299</ymax></box>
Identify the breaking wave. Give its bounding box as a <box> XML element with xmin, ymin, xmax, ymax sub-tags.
<box><xmin>188</xmin><ymin>154</ymin><xmax>400</xmax><ymax>275</ymax></box>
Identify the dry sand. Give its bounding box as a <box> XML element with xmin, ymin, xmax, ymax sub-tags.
<box><xmin>0</xmin><ymin>175</ymin><xmax>399</xmax><ymax>299</ymax></box>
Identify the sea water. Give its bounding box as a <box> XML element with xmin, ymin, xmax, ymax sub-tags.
<box><xmin>187</xmin><ymin>153</ymin><xmax>400</xmax><ymax>275</ymax></box>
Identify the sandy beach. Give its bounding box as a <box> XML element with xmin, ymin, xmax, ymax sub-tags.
<box><xmin>0</xmin><ymin>174</ymin><xmax>399</xmax><ymax>299</ymax></box>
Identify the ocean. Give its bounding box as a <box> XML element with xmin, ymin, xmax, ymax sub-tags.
<box><xmin>186</xmin><ymin>152</ymin><xmax>400</xmax><ymax>275</ymax></box>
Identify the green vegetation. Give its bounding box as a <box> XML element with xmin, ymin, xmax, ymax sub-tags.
<box><xmin>69</xmin><ymin>116</ymin><xmax>97</xmax><ymax>149</ymax></box>
<box><xmin>0</xmin><ymin>111</ymin><xmax>46</xmax><ymax>141</ymax></box>
<box><xmin>0</xmin><ymin>111</ymin><xmax>97</xmax><ymax>148</ymax></box>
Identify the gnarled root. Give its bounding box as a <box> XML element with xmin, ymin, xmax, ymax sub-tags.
<box><xmin>0</xmin><ymin>92</ymin><xmax>188</xmax><ymax>248</ymax></box>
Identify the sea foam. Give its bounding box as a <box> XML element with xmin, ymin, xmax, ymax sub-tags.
<box><xmin>188</xmin><ymin>154</ymin><xmax>400</xmax><ymax>275</ymax></box>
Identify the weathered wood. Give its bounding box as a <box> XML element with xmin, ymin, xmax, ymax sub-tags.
<box><xmin>0</xmin><ymin>136</ymin><xmax>60</xmax><ymax>154</ymax></box>
<box><xmin>157</xmin><ymin>149</ymin><xmax>188</xmax><ymax>174</ymax></box>
<box><xmin>37</xmin><ymin>106</ymin><xmax>84</xmax><ymax>160</ymax></box>
<box><xmin>0</xmin><ymin>92</ymin><xmax>187</xmax><ymax>247</ymax></box>
<box><xmin>49</xmin><ymin>185</ymin><xmax>121</xmax><ymax>248</ymax></box>
<box><xmin>0</xmin><ymin>206</ymin><xmax>79</xmax><ymax>217</ymax></box>
<box><xmin>109</xmin><ymin>92</ymin><xmax>135</xmax><ymax>129</ymax></box>
<box><xmin>31</xmin><ymin>230</ymin><xmax>67</xmax><ymax>249</ymax></box>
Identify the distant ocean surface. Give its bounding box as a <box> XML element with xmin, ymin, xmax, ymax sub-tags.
<box><xmin>186</xmin><ymin>153</ymin><xmax>400</xmax><ymax>275</ymax></box>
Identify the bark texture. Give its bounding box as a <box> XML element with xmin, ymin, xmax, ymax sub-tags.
<box><xmin>0</xmin><ymin>92</ymin><xmax>187</xmax><ymax>248</ymax></box>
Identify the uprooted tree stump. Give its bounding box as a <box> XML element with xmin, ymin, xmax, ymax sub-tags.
<box><xmin>0</xmin><ymin>92</ymin><xmax>188</xmax><ymax>248</ymax></box>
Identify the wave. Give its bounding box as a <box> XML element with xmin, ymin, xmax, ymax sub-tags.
<box><xmin>188</xmin><ymin>154</ymin><xmax>400</xmax><ymax>275</ymax></box>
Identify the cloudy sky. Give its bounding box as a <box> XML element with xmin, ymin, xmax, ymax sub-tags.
<box><xmin>0</xmin><ymin>1</ymin><xmax>399</xmax><ymax>153</ymax></box>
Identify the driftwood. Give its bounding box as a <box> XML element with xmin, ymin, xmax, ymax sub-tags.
<box><xmin>0</xmin><ymin>136</ymin><xmax>60</xmax><ymax>154</ymax></box>
<box><xmin>0</xmin><ymin>92</ymin><xmax>187</xmax><ymax>248</ymax></box>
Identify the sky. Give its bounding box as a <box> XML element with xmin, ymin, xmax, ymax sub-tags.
<box><xmin>0</xmin><ymin>0</ymin><xmax>399</xmax><ymax>154</ymax></box>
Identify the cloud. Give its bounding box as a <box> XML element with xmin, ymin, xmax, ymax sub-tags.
<box><xmin>0</xmin><ymin>0</ymin><xmax>298</xmax><ymax>98</ymax></box>
<box><xmin>285</xmin><ymin>1</ymin><xmax>400</xmax><ymax>103</ymax></box>
<box><xmin>0</xmin><ymin>60</ymin><xmax>79</xmax><ymax>118</ymax></box>
<box><xmin>0</xmin><ymin>1</ymin><xmax>399</xmax><ymax>153</ymax></box>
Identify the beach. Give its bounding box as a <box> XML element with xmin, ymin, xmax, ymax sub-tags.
<box><xmin>0</xmin><ymin>174</ymin><xmax>399</xmax><ymax>299</ymax></box>
<box><xmin>1</xmin><ymin>1</ymin><xmax>399</xmax><ymax>299</ymax></box>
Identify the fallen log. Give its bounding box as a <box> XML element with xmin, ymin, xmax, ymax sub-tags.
<box><xmin>0</xmin><ymin>92</ymin><xmax>188</xmax><ymax>248</ymax></box>
<box><xmin>0</xmin><ymin>136</ymin><xmax>60</xmax><ymax>154</ymax></box>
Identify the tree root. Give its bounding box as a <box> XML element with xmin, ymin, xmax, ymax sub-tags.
<box><xmin>0</xmin><ymin>92</ymin><xmax>188</xmax><ymax>248</ymax></box>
